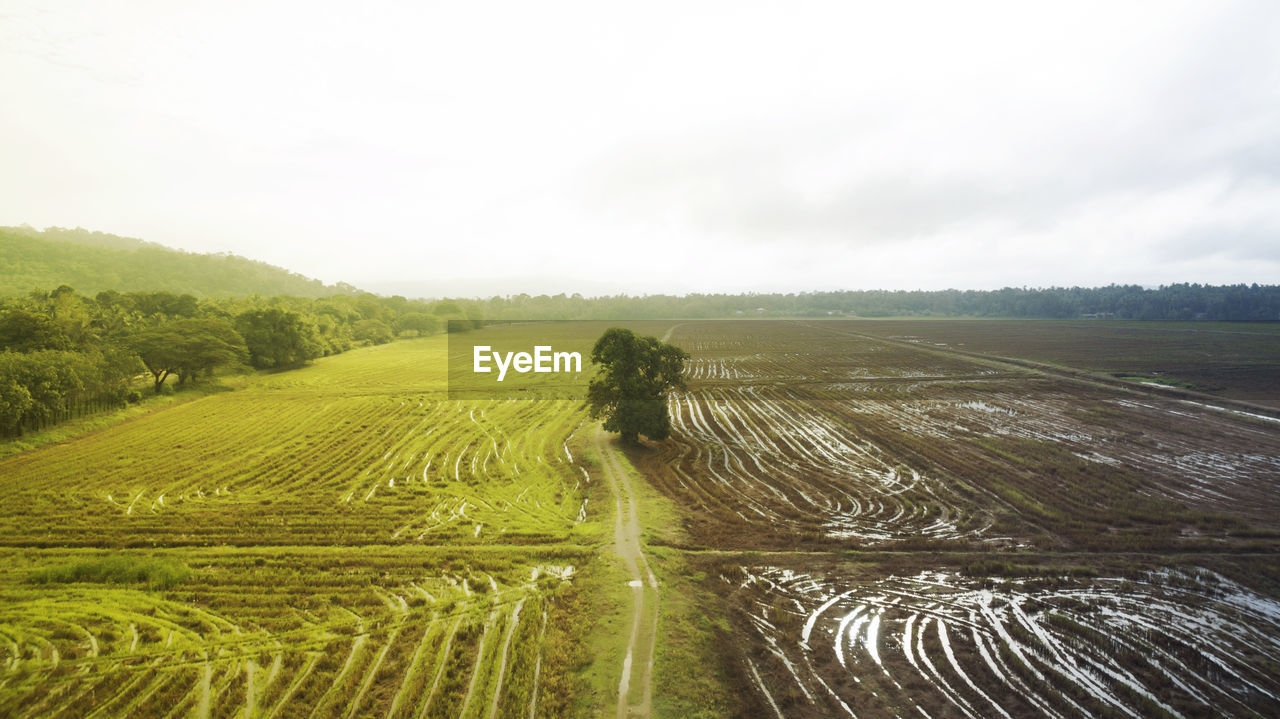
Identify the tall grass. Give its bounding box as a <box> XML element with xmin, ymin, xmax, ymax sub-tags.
<box><xmin>28</xmin><ymin>555</ymin><xmax>191</xmax><ymax>590</ymax></box>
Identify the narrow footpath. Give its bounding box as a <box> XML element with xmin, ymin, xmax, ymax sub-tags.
<box><xmin>594</xmin><ymin>426</ymin><xmax>659</xmax><ymax>719</ymax></box>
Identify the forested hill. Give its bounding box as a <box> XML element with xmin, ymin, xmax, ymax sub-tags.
<box><xmin>0</xmin><ymin>225</ymin><xmax>357</xmax><ymax>298</ymax></box>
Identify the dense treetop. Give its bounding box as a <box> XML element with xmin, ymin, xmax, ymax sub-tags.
<box><xmin>0</xmin><ymin>285</ymin><xmax>473</xmax><ymax>435</ymax></box>
<box><xmin>587</xmin><ymin>328</ymin><xmax>688</xmax><ymax>444</ymax></box>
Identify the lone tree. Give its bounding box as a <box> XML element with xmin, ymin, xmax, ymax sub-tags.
<box><xmin>587</xmin><ymin>327</ymin><xmax>688</xmax><ymax>444</ymax></box>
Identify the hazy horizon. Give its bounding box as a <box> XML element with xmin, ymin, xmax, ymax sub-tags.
<box><xmin>3</xmin><ymin>1</ymin><xmax>1278</xmax><ymax>296</ymax></box>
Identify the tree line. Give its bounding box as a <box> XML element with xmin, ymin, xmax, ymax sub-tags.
<box><xmin>0</xmin><ymin>286</ymin><xmax>477</xmax><ymax>436</ymax></box>
<box><xmin>474</xmin><ymin>283</ymin><xmax>1280</xmax><ymax>321</ymax></box>
<box><xmin>5</xmin><ymin>281</ymin><xmax>1275</xmax><ymax>437</ymax></box>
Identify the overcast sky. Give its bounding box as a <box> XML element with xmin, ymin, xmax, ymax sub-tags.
<box><xmin>1</xmin><ymin>1</ymin><xmax>1278</xmax><ymax>297</ymax></box>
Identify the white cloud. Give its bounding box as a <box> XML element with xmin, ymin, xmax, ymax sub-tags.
<box><xmin>0</xmin><ymin>0</ymin><xmax>1277</xmax><ymax>296</ymax></box>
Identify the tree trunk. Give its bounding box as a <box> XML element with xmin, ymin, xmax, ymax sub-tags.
<box><xmin>621</xmin><ymin>430</ymin><xmax>639</xmax><ymax>444</ymax></box>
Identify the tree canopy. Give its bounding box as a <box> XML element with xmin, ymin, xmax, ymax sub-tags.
<box><xmin>235</xmin><ymin>308</ymin><xmax>323</xmax><ymax>369</ymax></box>
<box><xmin>586</xmin><ymin>328</ymin><xmax>688</xmax><ymax>444</ymax></box>
<box><xmin>0</xmin><ymin>285</ymin><xmax>456</xmax><ymax>436</ymax></box>
<box><xmin>126</xmin><ymin>318</ymin><xmax>248</xmax><ymax>392</ymax></box>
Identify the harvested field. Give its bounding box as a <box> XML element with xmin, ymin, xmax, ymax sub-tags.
<box><xmin>0</xmin><ymin>340</ymin><xmax>590</xmax><ymax>548</ymax></box>
<box><xmin>628</xmin><ymin>320</ymin><xmax>1280</xmax><ymax>717</ymax></box>
<box><xmin>849</xmin><ymin>319</ymin><xmax>1280</xmax><ymax>407</ymax></box>
<box><xmin>0</xmin><ymin>546</ymin><xmax>577</xmax><ymax>718</ymax></box>
<box><xmin>634</xmin><ymin>321</ymin><xmax>1280</xmax><ymax>550</ymax></box>
<box><xmin>0</xmin><ymin>336</ymin><xmax>599</xmax><ymax>717</ymax></box>
<box><xmin>718</xmin><ymin>558</ymin><xmax>1280</xmax><ymax>719</ymax></box>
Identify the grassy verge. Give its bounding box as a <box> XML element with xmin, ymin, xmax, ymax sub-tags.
<box><xmin>619</xmin><ymin>445</ymin><xmax>693</xmax><ymax>549</ymax></box>
<box><xmin>563</xmin><ymin>443</ymin><xmax>633</xmax><ymax>716</ymax></box>
<box><xmin>647</xmin><ymin>546</ymin><xmax>741</xmax><ymax>718</ymax></box>
<box><xmin>563</xmin><ymin>552</ymin><xmax>635</xmax><ymax>717</ymax></box>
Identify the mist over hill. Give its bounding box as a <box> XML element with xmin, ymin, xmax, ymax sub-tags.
<box><xmin>0</xmin><ymin>225</ymin><xmax>358</xmax><ymax>298</ymax></box>
<box><xmin>3</xmin><ymin>224</ymin><xmax>1278</xmax><ymax>321</ymax></box>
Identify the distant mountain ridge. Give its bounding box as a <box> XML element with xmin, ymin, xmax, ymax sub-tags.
<box><xmin>0</xmin><ymin>225</ymin><xmax>359</xmax><ymax>298</ymax></box>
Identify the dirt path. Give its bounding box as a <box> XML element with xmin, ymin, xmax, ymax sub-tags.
<box><xmin>594</xmin><ymin>427</ymin><xmax>659</xmax><ymax>719</ymax></box>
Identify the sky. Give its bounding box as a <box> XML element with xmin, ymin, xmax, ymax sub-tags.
<box><xmin>1</xmin><ymin>1</ymin><xmax>1278</xmax><ymax>298</ymax></box>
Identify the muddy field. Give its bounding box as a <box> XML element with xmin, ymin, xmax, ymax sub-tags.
<box><xmin>850</xmin><ymin>319</ymin><xmax>1280</xmax><ymax>407</ymax></box>
<box><xmin>718</xmin><ymin>556</ymin><xmax>1280</xmax><ymax>719</ymax></box>
<box><xmin>632</xmin><ymin>320</ymin><xmax>1280</xmax><ymax>718</ymax></box>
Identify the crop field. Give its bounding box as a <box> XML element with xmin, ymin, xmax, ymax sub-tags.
<box><xmin>3</xmin><ymin>318</ymin><xmax>1278</xmax><ymax>718</ymax></box>
<box><xmin>0</xmin><ymin>334</ymin><xmax>601</xmax><ymax>718</ymax></box>
<box><xmin>0</xmin><ymin>339</ymin><xmax>593</xmax><ymax>548</ymax></box>
<box><xmin>0</xmin><ymin>546</ymin><xmax>581</xmax><ymax>718</ymax></box>
<box><xmin>637</xmin><ymin>321</ymin><xmax>1280</xmax><ymax>550</ymax></box>
<box><xmin>630</xmin><ymin>320</ymin><xmax>1280</xmax><ymax>717</ymax></box>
